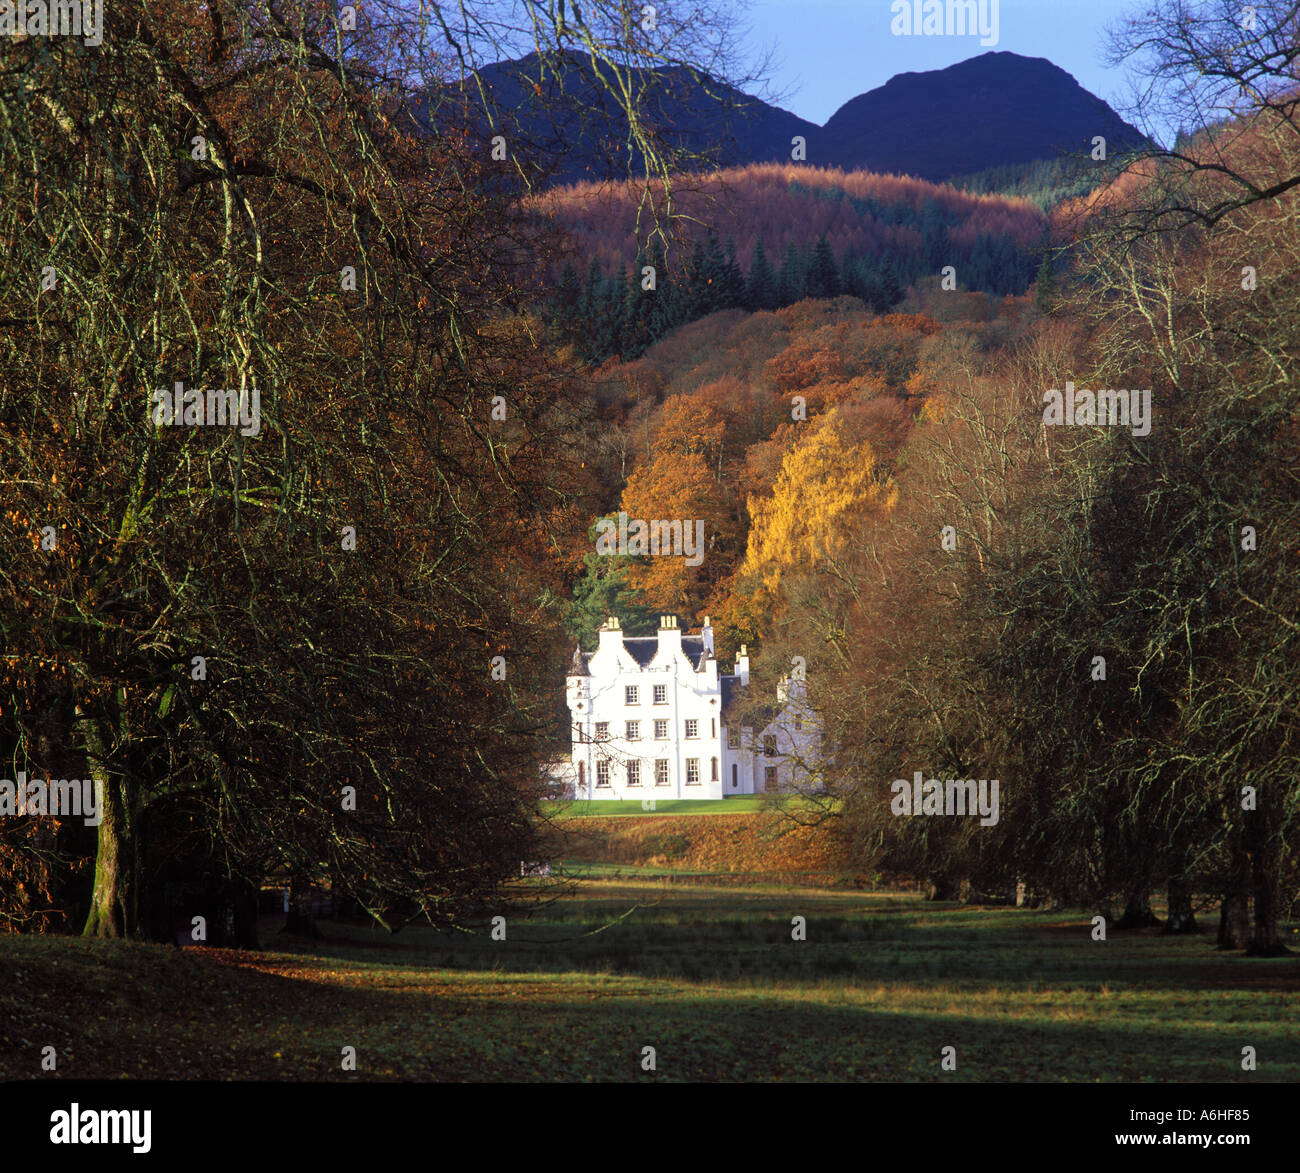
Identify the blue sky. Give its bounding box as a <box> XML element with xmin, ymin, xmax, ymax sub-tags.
<box><xmin>739</xmin><ymin>0</ymin><xmax>1172</xmax><ymax>144</ymax></box>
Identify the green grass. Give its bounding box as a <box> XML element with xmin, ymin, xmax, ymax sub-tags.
<box><xmin>542</xmin><ymin>795</ymin><xmax>821</xmax><ymax>817</ymax></box>
<box><xmin>6</xmin><ymin>878</ymin><xmax>1298</xmax><ymax>1082</ymax></box>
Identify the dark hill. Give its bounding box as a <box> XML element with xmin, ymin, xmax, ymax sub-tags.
<box><xmin>443</xmin><ymin>50</ymin><xmax>819</xmax><ymax>186</ymax></box>
<box><xmin>817</xmin><ymin>52</ymin><xmax>1149</xmax><ymax>180</ymax></box>
<box><xmin>443</xmin><ymin>50</ymin><xmax>1149</xmax><ymax>188</ymax></box>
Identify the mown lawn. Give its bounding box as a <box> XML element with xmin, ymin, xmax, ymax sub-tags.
<box><xmin>4</xmin><ymin>880</ymin><xmax>1298</xmax><ymax>1082</ymax></box>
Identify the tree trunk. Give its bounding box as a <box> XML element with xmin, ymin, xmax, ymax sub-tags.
<box><xmin>925</xmin><ymin>872</ymin><xmax>959</xmax><ymax>901</ymax></box>
<box><xmin>1217</xmin><ymin>831</ymin><xmax>1251</xmax><ymax>950</ymax></box>
<box><xmin>282</xmin><ymin>875</ymin><xmax>321</xmax><ymax>937</ymax></box>
<box><xmin>1247</xmin><ymin>837</ymin><xmax>1288</xmax><ymax>956</ymax></box>
<box><xmin>1114</xmin><ymin>889</ymin><xmax>1160</xmax><ymax>930</ymax></box>
<box><xmin>78</xmin><ymin>697</ymin><xmax>144</xmax><ymax>939</ymax></box>
<box><xmin>1162</xmin><ymin>875</ymin><xmax>1197</xmax><ymax>934</ymax></box>
<box><xmin>82</xmin><ymin>776</ymin><xmax>140</xmax><ymax>938</ymax></box>
<box><xmin>232</xmin><ymin>880</ymin><xmax>261</xmax><ymax>949</ymax></box>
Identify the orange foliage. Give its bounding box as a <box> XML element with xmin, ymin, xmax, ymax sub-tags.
<box><xmin>539</xmin><ymin>162</ymin><xmax>1045</xmax><ymax>274</ymax></box>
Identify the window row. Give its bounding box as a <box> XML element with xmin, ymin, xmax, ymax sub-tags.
<box><xmin>623</xmin><ymin>685</ymin><xmax>669</xmax><ymax>705</ymax></box>
<box><xmin>589</xmin><ymin>718</ymin><xmax>722</xmax><ymax>741</ymax></box>
<box><xmin>593</xmin><ymin>758</ymin><xmax>720</xmax><ymax>786</ymax></box>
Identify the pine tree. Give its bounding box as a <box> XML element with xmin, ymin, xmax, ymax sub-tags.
<box><xmin>747</xmin><ymin>238</ymin><xmax>778</xmax><ymax>311</ymax></box>
<box><xmin>579</xmin><ymin>256</ymin><xmax>603</xmax><ymax>323</ymax></box>
<box><xmin>876</xmin><ymin>252</ymin><xmax>902</xmax><ymax>312</ymax></box>
<box><xmin>682</xmin><ymin>237</ymin><xmax>707</xmax><ymax>321</ymax></box>
<box><xmin>553</xmin><ymin>260</ymin><xmax>582</xmax><ymax>340</ymax></box>
<box><xmin>700</xmin><ymin>233</ymin><xmax>728</xmax><ymax>316</ymax></box>
<box><xmin>722</xmin><ymin>237</ymin><xmax>746</xmax><ymax>309</ymax></box>
<box><xmin>843</xmin><ymin>254</ymin><xmax>879</xmax><ymax>307</ymax></box>
<box><xmin>601</xmin><ymin>270</ymin><xmax>625</xmax><ymax>358</ymax></box>
<box><xmin>614</xmin><ymin>262</ymin><xmax>637</xmax><ymax>357</ymax></box>
<box><xmin>644</xmin><ymin>237</ymin><xmax>677</xmax><ymax>341</ymax></box>
<box><xmin>806</xmin><ymin>235</ymin><xmax>841</xmax><ymax>299</ymax></box>
<box><xmin>778</xmin><ymin>240</ymin><xmax>805</xmax><ymax>305</ymax></box>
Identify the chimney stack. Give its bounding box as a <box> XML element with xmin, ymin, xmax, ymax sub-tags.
<box><xmin>597</xmin><ymin>614</ymin><xmax>625</xmax><ymax>658</ymax></box>
<box><xmin>735</xmin><ymin>643</ymin><xmax>750</xmax><ymax>686</ymax></box>
<box><xmin>701</xmin><ymin>615</ymin><xmax>715</xmax><ymax>657</ymax></box>
<box><xmin>657</xmin><ymin>614</ymin><xmax>683</xmax><ymax>658</ymax></box>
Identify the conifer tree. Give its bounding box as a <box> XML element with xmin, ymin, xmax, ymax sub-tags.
<box><xmin>806</xmin><ymin>235</ymin><xmax>841</xmax><ymax>299</ymax></box>
<box><xmin>682</xmin><ymin>237</ymin><xmax>708</xmax><ymax>321</ymax></box>
<box><xmin>722</xmin><ymin>237</ymin><xmax>747</xmax><ymax>309</ymax></box>
<box><xmin>778</xmin><ymin>240</ymin><xmax>806</xmax><ymax>304</ymax></box>
<box><xmin>580</xmin><ymin>256</ymin><xmax>604</xmax><ymax>323</ymax></box>
<box><xmin>553</xmin><ymin>261</ymin><xmax>582</xmax><ymax>340</ymax></box>
<box><xmin>701</xmin><ymin>233</ymin><xmax>729</xmax><ymax>315</ymax></box>
<box><xmin>747</xmin><ymin>239</ymin><xmax>778</xmax><ymax>311</ymax></box>
<box><xmin>644</xmin><ymin>237</ymin><xmax>678</xmax><ymax>341</ymax></box>
<box><xmin>876</xmin><ymin>252</ymin><xmax>903</xmax><ymax>311</ymax></box>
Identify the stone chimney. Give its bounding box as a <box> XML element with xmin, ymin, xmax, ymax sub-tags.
<box><xmin>700</xmin><ymin>615</ymin><xmax>715</xmax><ymax>657</ymax></box>
<box><xmin>597</xmin><ymin>615</ymin><xmax>625</xmax><ymax>657</ymax></box>
<box><xmin>656</xmin><ymin>613</ymin><xmax>682</xmax><ymax>658</ymax></box>
<box><xmin>734</xmin><ymin>643</ymin><xmax>750</xmax><ymax>686</ymax></box>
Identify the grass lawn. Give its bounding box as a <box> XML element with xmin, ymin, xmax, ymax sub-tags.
<box><xmin>5</xmin><ymin>879</ymin><xmax>1298</xmax><ymax>1082</ymax></box>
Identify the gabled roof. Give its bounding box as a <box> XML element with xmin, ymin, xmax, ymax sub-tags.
<box><xmin>612</xmin><ymin>635</ymin><xmax>706</xmax><ymax>668</ymax></box>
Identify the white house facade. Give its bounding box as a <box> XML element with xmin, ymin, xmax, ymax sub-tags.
<box><xmin>564</xmin><ymin>614</ymin><xmax>822</xmax><ymax>800</ymax></box>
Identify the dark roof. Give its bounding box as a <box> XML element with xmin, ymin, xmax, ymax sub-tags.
<box><xmin>569</xmin><ymin>634</ymin><xmax>711</xmax><ymax>677</ymax></box>
<box><xmin>618</xmin><ymin>635</ymin><xmax>705</xmax><ymax>667</ymax></box>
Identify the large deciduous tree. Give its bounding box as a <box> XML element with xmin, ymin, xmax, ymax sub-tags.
<box><xmin>0</xmin><ymin>0</ymin><xmax>579</xmax><ymax>938</ymax></box>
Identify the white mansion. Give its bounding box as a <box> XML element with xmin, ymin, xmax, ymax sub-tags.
<box><xmin>563</xmin><ymin>615</ymin><xmax>822</xmax><ymax>800</ymax></box>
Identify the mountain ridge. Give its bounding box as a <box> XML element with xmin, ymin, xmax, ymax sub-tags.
<box><xmin>451</xmin><ymin>49</ymin><xmax>1149</xmax><ymax>187</ymax></box>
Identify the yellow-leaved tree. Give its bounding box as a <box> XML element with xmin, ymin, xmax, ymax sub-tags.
<box><xmin>741</xmin><ymin>408</ymin><xmax>897</xmax><ymax>618</ymax></box>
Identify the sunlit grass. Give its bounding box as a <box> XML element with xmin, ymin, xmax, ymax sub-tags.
<box><xmin>5</xmin><ymin>878</ymin><xmax>1297</xmax><ymax>1082</ymax></box>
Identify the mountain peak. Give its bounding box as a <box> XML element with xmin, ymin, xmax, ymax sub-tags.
<box><xmin>454</xmin><ymin>49</ymin><xmax>1148</xmax><ymax>187</ymax></box>
<box><xmin>819</xmin><ymin>52</ymin><xmax>1147</xmax><ymax>181</ymax></box>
